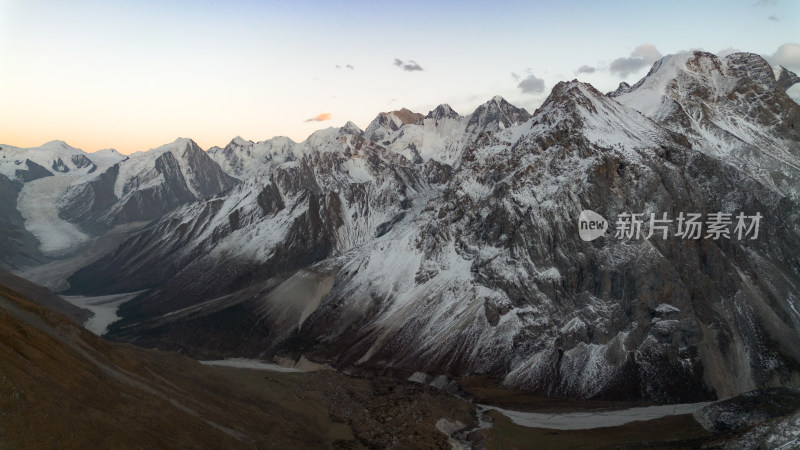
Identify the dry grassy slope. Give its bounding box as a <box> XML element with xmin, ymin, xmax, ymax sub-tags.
<box><xmin>0</xmin><ymin>275</ymin><xmax>480</xmax><ymax>449</ymax></box>
<box><xmin>0</xmin><ymin>270</ymin><xmax>90</xmax><ymax>323</ymax></box>
<box><xmin>0</xmin><ymin>279</ymin><xmax>341</xmax><ymax>449</ymax></box>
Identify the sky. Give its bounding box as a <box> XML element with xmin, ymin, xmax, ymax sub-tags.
<box><xmin>1</xmin><ymin>0</ymin><xmax>798</xmax><ymax>154</ymax></box>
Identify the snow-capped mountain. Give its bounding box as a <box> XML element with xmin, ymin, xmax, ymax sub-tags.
<box><xmin>363</xmin><ymin>108</ymin><xmax>425</xmax><ymax>143</ymax></box>
<box><xmin>0</xmin><ymin>138</ymin><xmax>237</xmax><ymax>263</ymax></box>
<box><xmin>361</xmin><ymin>96</ymin><xmax>531</xmax><ymax>167</ymax></box>
<box><xmin>0</xmin><ymin>140</ymin><xmax>123</xmax><ymax>181</ymax></box>
<box><xmin>53</xmin><ymin>51</ymin><xmax>800</xmax><ymax>404</ymax></box>
<box><xmin>615</xmin><ymin>51</ymin><xmax>800</xmax><ymax>199</ymax></box>
<box><xmin>207</xmin><ymin>135</ymin><xmax>297</xmax><ymax>179</ymax></box>
<box><xmin>5</xmin><ymin>50</ymin><xmax>800</xmax><ymax>404</ymax></box>
<box><xmin>59</xmin><ymin>137</ymin><xmax>239</xmax><ymax>230</ymax></box>
<box><xmin>0</xmin><ymin>141</ymin><xmax>126</xmax><ymax>263</ymax></box>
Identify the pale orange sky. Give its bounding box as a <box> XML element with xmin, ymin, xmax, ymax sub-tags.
<box><xmin>2</xmin><ymin>0</ymin><xmax>797</xmax><ymax>155</ymax></box>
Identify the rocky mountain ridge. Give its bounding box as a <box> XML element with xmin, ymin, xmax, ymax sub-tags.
<box><xmin>4</xmin><ymin>50</ymin><xmax>800</xmax><ymax>404</ymax></box>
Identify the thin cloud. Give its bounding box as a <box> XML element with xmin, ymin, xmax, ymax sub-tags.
<box><xmin>517</xmin><ymin>74</ymin><xmax>545</xmax><ymax>94</ymax></box>
<box><xmin>769</xmin><ymin>43</ymin><xmax>800</xmax><ymax>71</ymax></box>
<box><xmin>394</xmin><ymin>58</ymin><xmax>424</xmax><ymax>72</ymax></box>
<box><xmin>768</xmin><ymin>15</ymin><xmax>780</xmax><ymax>20</ymax></box>
<box><xmin>304</xmin><ymin>113</ymin><xmax>332</xmax><ymax>122</ymax></box>
<box><xmin>346</xmin><ymin>64</ymin><xmax>354</xmax><ymax>70</ymax></box>
<box><xmin>609</xmin><ymin>44</ymin><xmax>663</xmax><ymax>77</ymax></box>
<box><xmin>335</xmin><ymin>64</ymin><xmax>341</xmax><ymax>69</ymax></box>
<box><xmin>717</xmin><ymin>47</ymin><xmax>742</xmax><ymax>58</ymax></box>
<box><xmin>576</xmin><ymin>65</ymin><xmax>596</xmax><ymax>74</ymax></box>
<box><xmin>511</xmin><ymin>72</ymin><xmax>520</xmax><ymax>81</ymax></box>
<box><xmin>754</xmin><ymin>0</ymin><xmax>777</xmax><ymax>5</ymax></box>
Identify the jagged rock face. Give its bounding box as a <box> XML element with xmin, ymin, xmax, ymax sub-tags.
<box><xmin>607</xmin><ymin>82</ymin><xmax>632</xmax><ymax>97</ymax></box>
<box><xmin>71</xmin><ymin>154</ymin><xmax>96</xmax><ymax>171</ymax></box>
<box><xmin>60</xmin><ymin>53</ymin><xmax>800</xmax><ymax>403</ymax></box>
<box><xmin>616</xmin><ymin>51</ymin><xmax>800</xmax><ymax>200</ymax></box>
<box><xmin>365</xmin><ymin>98</ymin><xmax>530</xmax><ymax>167</ymax></box>
<box><xmin>775</xmin><ymin>65</ymin><xmax>800</xmax><ymax>91</ymax></box>
<box><xmin>298</xmin><ymin>82</ymin><xmax>800</xmax><ymax>403</ymax></box>
<box><xmin>364</xmin><ymin>108</ymin><xmax>425</xmax><ymax>143</ymax></box>
<box><xmin>58</xmin><ymin>165</ymin><xmax>120</xmax><ymax>229</ymax></box>
<box><xmin>178</xmin><ymin>140</ymin><xmax>238</xmax><ymax>198</ymax></box>
<box><xmin>51</xmin><ymin>157</ymin><xmax>70</xmax><ymax>173</ymax></box>
<box><xmin>426</xmin><ymin>104</ymin><xmax>460</xmax><ymax>122</ymax></box>
<box><xmin>207</xmin><ymin>136</ymin><xmax>296</xmax><ymax>179</ymax></box>
<box><xmin>59</xmin><ymin>139</ymin><xmax>239</xmax><ymax>231</ymax></box>
<box><xmin>465</xmin><ymin>96</ymin><xmax>531</xmax><ymax>137</ymax></box>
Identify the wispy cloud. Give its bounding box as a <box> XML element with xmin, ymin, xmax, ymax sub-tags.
<box><xmin>754</xmin><ymin>0</ymin><xmax>777</xmax><ymax>5</ymax></box>
<box><xmin>768</xmin><ymin>42</ymin><xmax>800</xmax><ymax>71</ymax></box>
<box><xmin>335</xmin><ymin>64</ymin><xmax>355</xmax><ymax>70</ymax></box>
<box><xmin>576</xmin><ymin>65</ymin><xmax>596</xmax><ymax>74</ymax></box>
<box><xmin>768</xmin><ymin>15</ymin><xmax>780</xmax><ymax>21</ymax></box>
<box><xmin>394</xmin><ymin>58</ymin><xmax>424</xmax><ymax>72</ymax></box>
<box><xmin>510</xmin><ymin>72</ymin><xmax>520</xmax><ymax>81</ymax></box>
<box><xmin>517</xmin><ymin>74</ymin><xmax>545</xmax><ymax>94</ymax></box>
<box><xmin>304</xmin><ymin>113</ymin><xmax>332</xmax><ymax>122</ymax></box>
<box><xmin>609</xmin><ymin>43</ymin><xmax>662</xmax><ymax>77</ymax></box>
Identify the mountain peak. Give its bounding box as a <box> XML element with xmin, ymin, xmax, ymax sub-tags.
<box><xmin>425</xmin><ymin>104</ymin><xmax>460</xmax><ymax>120</ymax></box>
<box><xmin>40</xmin><ymin>140</ymin><xmax>74</xmax><ymax>150</ymax></box>
<box><xmin>340</xmin><ymin>121</ymin><xmax>363</xmax><ymax>135</ymax></box>
<box><xmin>532</xmin><ymin>79</ymin><xmax>637</xmax><ymax>132</ymax></box>
<box><xmin>364</xmin><ymin>108</ymin><xmax>423</xmax><ymax>142</ymax></box>
<box><xmin>391</xmin><ymin>108</ymin><xmax>424</xmax><ymax>125</ymax></box>
<box><xmin>466</xmin><ymin>95</ymin><xmax>531</xmax><ymax>135</ymax></box>
<box><xmin>607</xmin><ymin>81</ymin><xmax>632</xmax><ymax>98</ymax></box>
<box><xmin>171</xmin><ymin>137</ymin><xmax>193</xmax><ymax>147</ymax></box>
<box><xmin>773</xmin><ymin>65</ymin><xmax>800</xmax><ymax>91</ymax></box>
<box><xmin>230</xmin><ymin>136</ymin><xmax>251</xmax><ymax>146</ymax></box>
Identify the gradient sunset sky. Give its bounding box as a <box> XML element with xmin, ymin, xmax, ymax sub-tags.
<box><xmin>2</xmin><ymin>0</ymin><xmax>798</xmax><ymax>154</ymax></box>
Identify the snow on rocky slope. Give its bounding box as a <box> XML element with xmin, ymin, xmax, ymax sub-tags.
<box><xmin>615</xmin><ymin>51</ymin><xmax>800</xmax><ymax>200</ymax></box>
<box><xmin>0</xmin><ymin>140</ymin><xmax>121</xmax><ymax>180</ymax></box>
<box><xmin>12</xmin><ymin>51</ymin><xmax>800</xmax><ymax>404</ymax></box>
<box><xmin>58</xmin><ymin>137</ymin><xmax>239</xmax><ymax>231</ymax></box>
<box><xmin>0</xmin><ymin>138</ymin><xmax>237</xmax><ymax>268</ymax></box>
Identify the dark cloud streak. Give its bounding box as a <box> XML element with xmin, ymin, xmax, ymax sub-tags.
<box><xmin>517</xmin><ymin>74</ymin><xmax>545</xmax><ymax>94</ymax></box>
<box><xmin>609</xmin><ymin>44</ymin><xmax>662</xmax><ymax>77</ymax></box>
<box><xmin>394</xmin><ymin>58</ymin><xmax>424</xmax><ymax>72</ymax></box>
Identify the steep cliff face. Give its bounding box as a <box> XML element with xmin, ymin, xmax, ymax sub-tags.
<box><xmin>54</xmin><ymin>52</ymin><xmax>800</xmax><ymax>402</ymax></box>
<box><xmin>59</xmin><ymin>138</ymin><xmax>240</xmax><ymax>231</ymax></box>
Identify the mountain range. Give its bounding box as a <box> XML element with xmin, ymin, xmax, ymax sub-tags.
<box><xmin>3</xmin><ymin>50</ymin><xmax>800</xmax><ymax>406</ymax></box>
